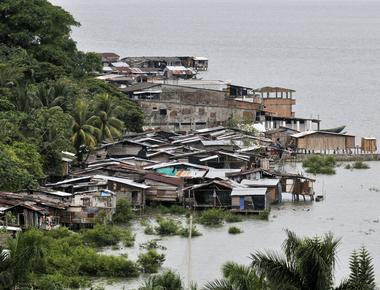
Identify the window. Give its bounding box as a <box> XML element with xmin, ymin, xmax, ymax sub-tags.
<box><xmin>82</xmin><ymin>198</ymin><xmax>90</xmax><ymax>207</ymax></box>
<box><xmin>160</xmin><ymin>109</ymin><xmax>167</xmax><ymax>115</ymax></box>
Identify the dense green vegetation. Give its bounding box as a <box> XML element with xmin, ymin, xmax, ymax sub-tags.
<box><xmin>196</xmin><ymin>208</ymin><xmax>226</xmax><ymax>226</ymax></box>
<box><xmin>0</xmin><ymin>0</ymin><xmax>143</xmax><ymax>190</ymax></box>
<box><xmin>196</xmin><ymin>209</ymin><xmax>245</xmax><ymax>226</ymax></box>
<box><xmin>137</xmin><ymin>249</ymin><xmax>166</xmax><ymax>273</ymax></box>
<box><xmin>302</xmin><ymin>156</ymin><xmax>337</xmax><ymax>175</ymax></box>
<box><xmin>345</xmin><ymin>161</ymin><xmax>370</xmax><ymax>170</ymax></box>
<box><xmin>0</xmin><ymin>227</ymin><xmax>141</xmax><ymax>289</ymax></box>
<box><xmin>112</xmin><ymin>198</ymin><xmax>135</xmax><ymax>224</ymax></box>
<box><xmin>228</xmin><ymin>226</ymin><xmax>243</xmax><ymax>234</ymax></box>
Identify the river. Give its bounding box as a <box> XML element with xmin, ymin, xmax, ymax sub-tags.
<box><xmin>96</xmin><ymin>162</ymin><xmax>380</xmax><ymax>289</ymax></box>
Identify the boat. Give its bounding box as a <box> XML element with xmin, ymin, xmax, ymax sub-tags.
<box><xmin>320</xmin><ymin>125</ymin><xmax>346</xmax><ymax>133</ymax></box>
<box><xmin>315</xmin><ymin>195</ymin><xmax>324</xmax><ymax>202</ymax></box>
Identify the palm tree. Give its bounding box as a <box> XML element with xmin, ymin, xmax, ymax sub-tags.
<box><xmin>34</xmin><ymin>80</ymin><xmax>73</xmax><ymax>110</ymax></box>
<box><xmin>337</xmin><ymin>247</ymin><xmax>376</xmax><ymax>290</ymax></box>
<box><xmin>204</xmin><ymin>262</ymin><xmax>267</xmax><ymax>290</ymax></box>
<box><xmin>89</xmin><ymin>93</ymin><xmax>124</xmax><ymax>142</ymax></box>
<box><xmin>138</xmin><ymin>270</ymin><xmax>184</xmax><ymax>290</ymax></box>
<box><xmin>0</xmin><ymin>229</ymin><xmax>44</xmax><ymax>289</ymax></box>
<box><xmin>251</xmin><ymin>230</ymin><xmax>340</xmax><ymax>290</ymax></box>
<box><xmin>70</xmin><ymin>99</ymin><xmax>100</xmax><ymax>161</ymax></box>
<box><xmin>10</xmin><ymin>81</ymin><xmax>36</xmax><ymax>113</ymax></box>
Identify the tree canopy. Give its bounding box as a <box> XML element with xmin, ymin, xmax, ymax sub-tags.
<box><xmin>0</xmin><ymin>0</ymin><xmax>144</xmax><ymax>190</ymax></box>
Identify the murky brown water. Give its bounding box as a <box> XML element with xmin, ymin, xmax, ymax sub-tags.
<box><xmin>97</xmin><ymin>162</ymin><xmax>380</xmax><ymax>289</ymax></box>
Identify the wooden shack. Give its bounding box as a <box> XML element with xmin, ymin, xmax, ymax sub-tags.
<box><xmin>240</xmin><ymin>178</ymin><xmax>282</xmax><ymax>204</ymax></box>
<box><xmin>184</xmin><ymin>180</ymin><xmax>232</xmax><ymax>208</ymax></box>
<box><xmin>144</xmin><ymin>173</ymin><xmax>184</xmax><ymax>203</ymax></box>
<box><xmin>230</xmin><ymin>187</ymin><xmax>268</xmax><ymax>212</ymax></box>
<box><xmin>361</xmin><ymin>137</ymin><xmax>377</xmax><ymax>153</ymax></box>
<box><xmin>291</xmin><ymin>131</ymin><xmax>355</xmax><ymax>153</ymax></box>
<box><xmin>93</xmin><ymin>175</ymin><xmax>149</xmax><ymax>210</ymax></box>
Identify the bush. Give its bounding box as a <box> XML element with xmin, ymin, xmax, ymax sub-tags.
<box><xmin>302</xmin><ymin>156</ymin><xmax>336</xmax><ymax>175</ymax></box>
<box><xmin>345</xmin><ymin>164</ymin><xmax>352</xmax><ymax>169</ymax></box>
<box><xmin>81</xmin><ymin>225</ymin><xmax>134</xmax><ymax>247</ymax></box>
<box><xmin>139</xmin><ymin>240</ymin><xmax>167</xmax><ymax>250</ymax></box>
<box><xmin>137</xmin><ymin>249</ymin><xmax>166</xmax><ymax>273</ymax></box>
<box><xmin>113</xmin><ymin>198</ymin><xmax>135</xmax><ymax>224</ymax></box>
<box><xmin>31</xmin><ymin>273</ymin><xmax>89</xmax><ymax>290</ymax></box>
<box><xmin>177</xmin><ymin>225</ymin><xmax>202</xmax><ymax>237</ymax></box>
<box><xmin>139</xmin><ymin>270</ymin><xmax>183</xmax><ymax>290</ymax></box>
<box><xmin>157</xmin><ymin>204</ymin><xmax>189</xmax><ymax>215</ymax></box>
<box><xmin>258</xmin><ymin>209</ymin><xmax>271</xmax><ymax>220</ymax></box>
<box><xmin>144</xmin><ymin>225</ymin><xmax>156</xmax><ymax>235</ymax></box>
<box><xmin>155</xmin><ymin>218</ymin><xmax>180</xmax><ymax>236</ymax></box>
<box><xmin>228</xmin><ymin>226</ymin><xmax>243</xmax><ymax>234</ymax></box>
<box><xmin>74</xmin><ymin>246</ymin><xmax>139</xmax><ymax>277</ymax></box>
<box><xmin>352</xmin><ymin>161</ymin><xmax>370</xmax><ymax>169</ymax></box>
<box><xmin>197</xmin><ymin>209</ymin><xmax>225</xmax><ymax>226</ymax></box>
<box><xmin>224</xmin><ymin>213</ymin><xmax>243</xmax><ymax>223</ymax></box>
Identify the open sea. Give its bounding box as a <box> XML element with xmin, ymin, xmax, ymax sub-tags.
<box><xmin>49</xmin><ymin>0</ymin><xmax>380</xmax><ymax>288</ymax></box>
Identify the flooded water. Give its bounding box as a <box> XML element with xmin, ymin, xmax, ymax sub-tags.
<box><xmin>50</xmin><ymin>0</ymin><xmax>380</xmax><ymax>140</ymax></box>
<box><xmin>97</xmin><ymin>162</ymin><xmax>380</xmax><ymax>289</ymax></box>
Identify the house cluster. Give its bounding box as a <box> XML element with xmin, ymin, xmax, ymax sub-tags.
<box><xmin>98</xmin><ymin>53</ymin><xmax>208</xmax><ymax>84</ymax></box>
<box><xmin>98</xmin><ymin>53</ymin><xmax>377</xmax><ymax>154</ymax></box>
<box><xmin>0</xmin><ymin>126</ymin><xmax>317</xmax><ymax>231</ymax></box>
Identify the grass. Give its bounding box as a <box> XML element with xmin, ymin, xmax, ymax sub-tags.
<box><xmin>228</xmin><ymin>226</ymin><xmax>243</xmax><ymax>234</ymax></box>
<box><xmin>302</xmin><ymin>156</ymin><xmax>336</xmax><ymax>175</ymax></box>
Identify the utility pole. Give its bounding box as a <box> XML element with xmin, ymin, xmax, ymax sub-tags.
<box><xmin>187</xmin><ymin>214</ymin><xmax>193</xmax><ymax>289</ymax></box>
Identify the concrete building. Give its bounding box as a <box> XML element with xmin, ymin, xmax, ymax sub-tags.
<box><xmin>134</xmin><ymin>84</ymin><xmax>261</xmax><ymax>131</ymax></box>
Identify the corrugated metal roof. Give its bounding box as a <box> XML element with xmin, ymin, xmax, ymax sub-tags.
<box><xmin>92</xmin><ymin>175</ymin><xmax>150</xmax><ymax>189</ymax></box>
<box><xmin>241</xmin><ymin>178</ymin><xmax>280</xmax><ymax>187</ymax></box>
<box><xmin>231</xmin><ymin>187</ymin><xmax>267</xmax><ymax>196</ymax></box>
<box><xmin>206</xmin><ymin>168</ymin><xmax>241</xmax><ymax>179</ymax></box>
<box><xmin>292</xmin><ymin>131</ymin><xmax>355</xmax><ymax>138</ymax></box>
<box><xmin>201</xmin><ymin>140</ymin><xmax>232</xmax><ymax>146</ymax></box>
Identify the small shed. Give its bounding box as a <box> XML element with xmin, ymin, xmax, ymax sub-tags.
<box><xmin>231</xmin><ymin>187</ymin><xmax>268</xmax><ymax>212</ymax></box>
<box><xmin>241</xmin><ymin>178</ymin><xmax>282</xmax><ymax>204</ymax></box>
<box><xmin>361</xmin><ymin>137</ymin><xmax>377</xmax><ymax>153</ymax></box>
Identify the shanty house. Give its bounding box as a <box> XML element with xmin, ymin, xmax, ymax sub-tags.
<box><xmin>184</xmin><ymin>180</ymin><xmax>232</xmax><ymax>208</ymax></box>
<box><xmin>144</xmin><ymin>173</ymin><xmax>184</xmax><ymax>203</ymax></box>
<box><xmin>163</xmin><ymin>66</ymin><xmax>196</xmax><ymax>80</ymax></box>
<box><xmin>93</xmin><ymin>175</ymin><xmax>149</xmax><ymax>209</ymax></box>
<box><xmin>62</xmin><ymin>189</ymin><xmax>116</xmax><ymax>227</ymax></box>
<box><xmin>291</xmin><ymin>131</ymin><xmax>355</xmax><ymax>153</ymax></box>
<box><xmin>145</xmin><ymin>162</ymin><xmax>209</xmax><ymax>179</ymax></box>
<box><xmin>241</xmin><ymin>178</ymin><xmax>282</xmax><ymax>203</ymax></box>
<box><xmin>2</xmin><ymin>203</ymin><xmax>47</xmax><ymax>229</ymax></box>
<box><xmin>230</xmin><ymin>187</ymin><xmax>269</xmax><ymax>212</ymax></box>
